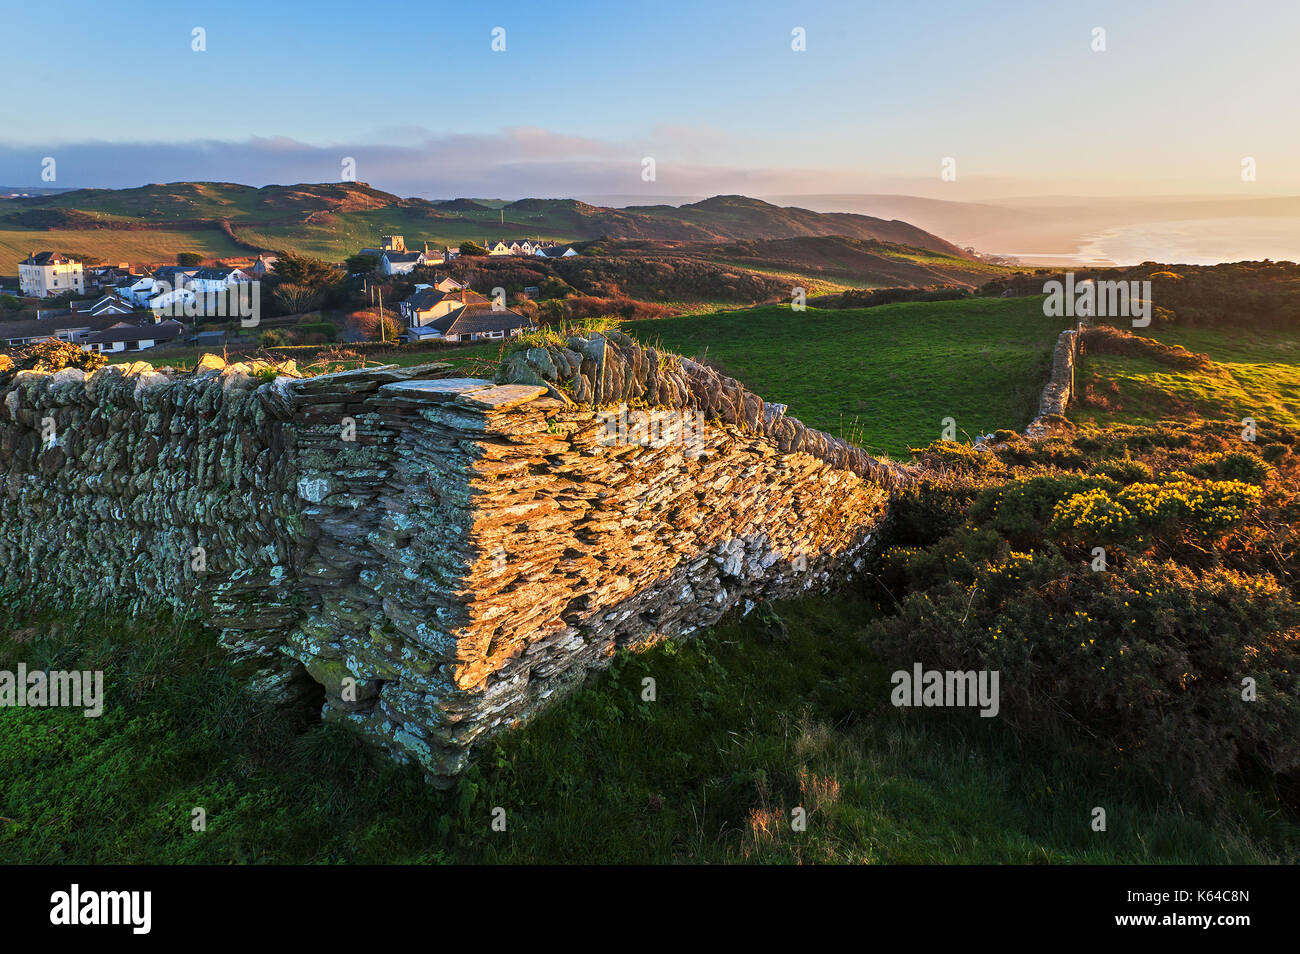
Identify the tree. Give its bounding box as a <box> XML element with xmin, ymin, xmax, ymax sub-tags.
<box><xmin>459</xmin><ymin>241</ymin><xmax>487</xmax><ymax>257</ymax></box>
<box><xmin>272</xmin><ymin>283</ymin><xmax>324</xmax><ymax>315</ymax></box>
<box><xmin>345</xmin><ymin>253</ymin><xmax>379</xmax><ymax>274</ymax></box>
<box><xmin>271</xmin><ymin>251</ymin><xmax>338</xmax><ymax>288</ymax></box>
<box><xmin>177</xmin><ymin>252</ymin><xmax>203</xmax><ymax>266</ymax></box>
<box><xmin>537</xmin><ymin>299</ymin><xmax>567</xmax><ymax>327</ymax></box>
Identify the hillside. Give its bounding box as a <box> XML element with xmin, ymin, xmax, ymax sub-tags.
<box><xmin>0</xmin><ymin>182</ymin><xmax>982</xmax><ymax>281</ymax></box>
<box><xmin>593</xmin><ymin>235</ymin><xmax>1006</xmax><ymax>289</ymax></box>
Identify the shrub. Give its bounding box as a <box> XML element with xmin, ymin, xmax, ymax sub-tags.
<box><xmin>866</xmin><ymin>555</ymin><xmax>1300</xmax><ymax>801</ymax></box>
<box><xmin>6</xmin><ymin>339</ymin><xmax>107</xmax><ymax>376</ymax></box>
<box><xmin>1188</xmin><ymin>451</ymin><xmax>1271</xmax><ymax>485</ymax></box>
<box><xmin>1049</xmin><ymin>478</ymin><xmax>1261</xmax><ymax>545</ymax></box>
<box><xmin>971</xmin><ymin>474</ymin><xmax>1120</xmax><ymax>544</ymax></box>
<box><xmin>1088</xmin><ymin>457</ymin><xmax>1154</xmax><ymax>484</ymax></box>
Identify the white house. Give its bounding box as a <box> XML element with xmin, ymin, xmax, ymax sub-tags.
<box><xmin>19</xmin><ymin>252</ymin><xmax>85</xmax><ymax>298</ymax></box>
<box><xmin>147</xmin><ymin>286</ymin><xmax>196</xmax><ymax>314</ymax></box>
<box><xmin>190</xmin><ymin>267</ymin><xmax>249</xmax><ymax>293</ymax></box>
<box><xmin>380</xmin><ymin>250</ymin><xmax>425</xmax><ymax>275</ymax></box>
<box><xmin>487</xmin><ymin>241</ymin><xmax>514</xmax><ymax>257</ymax></box>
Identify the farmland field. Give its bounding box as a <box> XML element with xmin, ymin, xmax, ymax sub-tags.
<box><xmin>0</xmin><ymin>228</ymin><xmax>248</xmax><ymax>271</ymax></box>
<box><xmin>624</xmin><ymin>297</ymin><xmax>1069</xmax><ymax>458</ymax></box>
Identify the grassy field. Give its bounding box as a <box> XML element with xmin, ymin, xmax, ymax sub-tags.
<box><xmin>1075</xmin><ymin>324</ymin><xmax>1300</xmax><ymax>429</ymax></box>
<box><xmin>624</xmin><ymin>297</ymin><xmax>1069</xmax><ymax>458</ymax></box>
<box><xmin>3</xmin><ymin>591</ymin><xmax>1291</xmax><ymax>864</ymax></box>
<box><xmin>0</xmin><ymin>228</ymin><xmax>248</xmax><ymax>270</ymax></box>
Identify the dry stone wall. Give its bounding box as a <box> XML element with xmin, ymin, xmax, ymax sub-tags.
<box><xmin>0</xmin><ymin>334</ymin><xmax>906</xmax><ymax>782</ymax></box>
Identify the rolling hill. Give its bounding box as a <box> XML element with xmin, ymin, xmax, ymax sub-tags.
<box><xmin>0</xmin><ymin>182</ymin><xmax>984</xmax><ymax>281</ymax></box>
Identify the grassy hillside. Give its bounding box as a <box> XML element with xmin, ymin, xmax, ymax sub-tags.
<box><xmin>0</xmin><ymin>184</ymin><xmax>995</xmax><ymax>288</ymax></box>
<box><xmin>3</xmin><ymin>592</ymin><xmax>1290</xmax><ymax>864</ymax></box>
<box><xmin>625</xmin><ymin>297</ymin><xmax>1068</xmax><ymax>458</ymax></box>
<box><xmin>1075</xmin><ymin>324</ymin><xmax>1300</xmax><ymax>429</ymax></box>
<box><xmin>0</xmin><ymin>227</ymin><xmax>248</xmax><ymax>270</ymax></box>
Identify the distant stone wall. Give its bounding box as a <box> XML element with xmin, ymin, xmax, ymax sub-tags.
<box><xmin>0</xmin><ymin>335</ymin><xmax>906</xmax><ymax>781</ymax></box>
<box><xmin>1020</xmin><ymin>320</ymin><xmax>1087</xmax><ymax>439</ymax></box>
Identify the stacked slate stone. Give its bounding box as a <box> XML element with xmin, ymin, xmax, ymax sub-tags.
<box><xmin>0</xmin><ymin>344</ymin><xmax>907</xmax><ymax>784</ymax></box>
<box><xmin>496</xmin><ymin>330</ymin><xmax>914</xmax><ymax>490</ymax></box>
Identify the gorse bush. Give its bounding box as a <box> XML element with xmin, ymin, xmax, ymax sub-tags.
<box><xmin>866</xmin><ymin>419</ymin><xmax>1300</xmax><ymax>803</ymax></box>
<box><xmin>1050</xmin><ymin>478</ymin><xmax>1262</xmax><ymax>545</ymax></box>
<box><xmin>3</xmin><ymin>339</ymin><xmax>108</xmax><ymax>376</ymax></box>
<box><xmin>869</xmin><ymin>552</ymin><xmax>1300</xmax><ymax>802</ymax></box>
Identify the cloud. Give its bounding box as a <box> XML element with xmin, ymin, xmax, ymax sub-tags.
<box><xmin>0</xmin><ymin>129</ymin><xmax>1252</xmax><ymax>202</ymax></box>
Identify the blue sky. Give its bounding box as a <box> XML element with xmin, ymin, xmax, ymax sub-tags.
<box><xmin>1</xmin><ymin>0</ymin><xmax>1297</xmax><ymax>198</ymax></box>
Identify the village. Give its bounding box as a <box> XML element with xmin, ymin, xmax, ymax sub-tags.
<box><xmin>0</xmin><ymin>233</ymin><xmax>579</xmax><ymax>355</ymax></box>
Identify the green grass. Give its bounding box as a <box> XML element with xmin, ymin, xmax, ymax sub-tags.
<box><xmin>3</xmin><ymin>592</ymin><xmax>1290</xmax><ymax>864</ymax></box>
<box><xmin>0</xmin><ymin>228</ymin><xmax>248</xmax><ymax>271</ymax></box>
<box><xmin>624</xmin><ymin>297</ymin><xmax>1070</xmax><ymax>458</ymax></box>
<box><xmin>1075</xmin><ymin>324</ymin><xmax>1300</xmax><ymax>429</ymax></box>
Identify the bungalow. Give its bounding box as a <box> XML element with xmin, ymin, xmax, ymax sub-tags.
<box><xmin>401</xmin><ymin>285</ymin><xmax>490</xmax><ymax>326</ymax></box>
<box><xmin>405</xmin><ymin>301</ymin><xmax>532</xmax><ymax>344</ymax></box>
<box><xmin>380</xmin><ymin>250</ymin><xmax>425</xmax><ymax>276</ymax></box>
<box><xmin>0</xmin><ymin>313</ymin><xmax>126</xmax><ymax>347</ymax></box>
<box><xmin>541</xmin><ymin>245</ymin><xmax>577</xmax><ymax>258</ymax></box>
<box><xmin>82</xmin><ymin>320</ymin><xmax>185</xmax><ymax>354</ymax></box>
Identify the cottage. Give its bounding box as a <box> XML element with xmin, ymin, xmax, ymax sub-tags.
<box><xmin>405</xmin><ymin>300</ymin><xmax>532</xmax><ymax>344</ymax></box>
<box><xmin>431</xmin><ymin>274</ymin><xmax>466</xmax><ymax>293</ymax></box>
<box><xmin>401</xmin><ymin>285</ymin><xmax>490</xmax><ymax>326</ymax></box>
